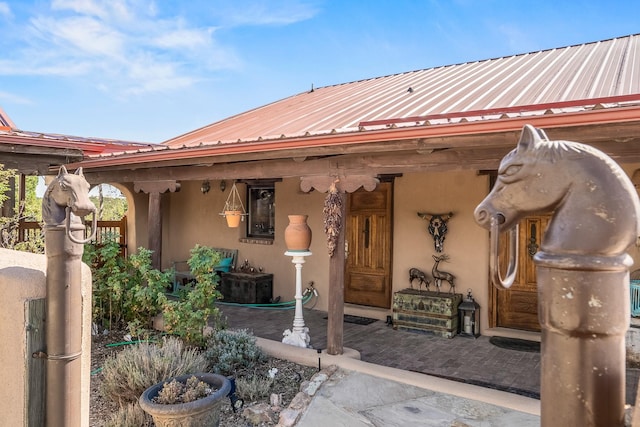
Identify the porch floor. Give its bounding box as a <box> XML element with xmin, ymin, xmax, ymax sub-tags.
<box><xmin>215</xmin><ymin>303</ymin><xmax>640</xmax><ymax>405</ymax></box>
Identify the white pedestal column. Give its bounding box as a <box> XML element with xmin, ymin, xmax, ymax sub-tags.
<box><xmin>282</xmin><ymin>251</ymin><xmax>312</xmax><ymax>348</ymax></box>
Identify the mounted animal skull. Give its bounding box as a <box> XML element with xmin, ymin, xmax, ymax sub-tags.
<box><xmin>417</xmin><ymin>212</ymin><xmax>453</xmax><ymax>253</ymax></box>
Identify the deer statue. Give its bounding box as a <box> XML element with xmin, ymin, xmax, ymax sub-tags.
<box><xmin>409</xmin><ymin>267</ymin><xmax>431</xmax><ymax>292</ymax></box>
<box><xmin>431</xmin><ymin>254</ymin><xmax>455</xmax><ymax>294</ymax></box>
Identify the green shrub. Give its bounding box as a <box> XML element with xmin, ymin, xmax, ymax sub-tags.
<box><xmin>204</xmin><ymin>329</ymin><xmax>266</xmax><ymax>376</ymax></box>
<box><xmin>103</xmin><ymin>403</ymin><xmax>152</xmax><ymax>427</ymax></box>
<box><xmin>84</xmin><ymin>238</ymin><xmax>172</xmax><ymax>336</ymax></box>
<box><xmin>162</xmin><ymin>244</ymin><xmax>224</xmax><ymax>346</ymax></box>
<box><xmin>100</xmin><ymin>337</ymin><xmax>208</xmax><ymax>405</ymax></box>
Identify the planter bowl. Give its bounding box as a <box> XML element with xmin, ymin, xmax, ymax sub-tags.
<box><xmin>224</xmin><ymin>210</ymin><xmax>242</xmax><ymax>228</ymax></box>
<box><xmin>139</xmin><ymin>373</ymin><xmax>231</xmax><ymax>427</ymax></box>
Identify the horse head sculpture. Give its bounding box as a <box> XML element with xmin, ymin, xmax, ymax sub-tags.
<box><xmin>43</xmin><ymin>166</ymin><xmax>97</xmax><ymax>244</ymax></box>
<box><xmin>474</xmin><ymin>124</ymin><xmax>640</xmax><ymax>289</ymax></box>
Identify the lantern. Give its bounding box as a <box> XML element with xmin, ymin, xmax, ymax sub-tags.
<box><xmin>458</xmin><ymin>289</ymin><xmax>480</xmax><ymax>338</ymax></box>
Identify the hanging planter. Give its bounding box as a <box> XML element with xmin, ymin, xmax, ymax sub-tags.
<box><xmin>219</xmin><ymin>182</ymin><xmax>247</xmax><ymax>228</ymax></box>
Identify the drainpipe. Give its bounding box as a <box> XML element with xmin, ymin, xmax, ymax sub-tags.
<box><xmin>41</xmin><ymin>167</ymin><xmax>96</xmax><ymax>427</ymax></box>
<box><xmin>474</xmin><ymin>124</ymin><xmax>640</xmax><ymax>427</ymax></box>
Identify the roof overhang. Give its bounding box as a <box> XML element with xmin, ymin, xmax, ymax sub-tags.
<box><xmin>70</xmin><ymin>103</ymin><xmax>640</xmax><ymax>183</ymax></box>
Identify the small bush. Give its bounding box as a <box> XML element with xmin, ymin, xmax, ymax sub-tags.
<box><xmin>235</xmin><ymin>375</ymin><xmax>274</xmax><ymax>402</ymax></box>
<box><xmin>161</xmin><ymin>244</ymin><xmax>224</xmax><ymax>346</ymax></box>
<box><xmin>103</xmin><ymin>403</ymin><xmax>152</xmax><ymax>427</ymax></box>
<box><xmin>204</xmin><ymin>329</ymin><xmax>266</xmax><ymax>376</ymax></box>
<box><xmin>100</xmin><ymin>336</ymin><xmax>208</xmax><ymax>405</ymax></box>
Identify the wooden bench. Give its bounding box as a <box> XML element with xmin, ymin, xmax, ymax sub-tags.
<box><xmin>172</xmin><ymin>248</ymin><xmax>238</xmax><ymax>293</ymax></box>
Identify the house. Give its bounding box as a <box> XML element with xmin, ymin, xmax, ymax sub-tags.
<box><xmin>0</xmin><ymin>109</ymin><xmax>149</xmax><ymax>218</ymax></box>
<box><xmin>64</xmin><ymin>33</ymin><xmax>640</xmax><ymax>353</ymax></box>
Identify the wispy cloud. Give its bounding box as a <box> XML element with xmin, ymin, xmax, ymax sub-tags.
<box><xmin>496</xmin><ymin>23</ymin><xmax>537</xmax><ymax>54</ymax></box>
<box><xmin>0</xmin><ymin>2</ymin><xmax>12</xmax><ymax>18</ymax></box>
<box><xmin>0</xmin><ymin>0</ymin><xmax>319</xmax><ymax>97</ymax></box>
<box><xmin>0</xmin><ymin>90</ymin><xmax>32</xmax><ymax>105</ymax></box>
<box><xmin>213</xmin><ymin>0</ymin><xmax>320</xmax><ymax>26</ymax></box>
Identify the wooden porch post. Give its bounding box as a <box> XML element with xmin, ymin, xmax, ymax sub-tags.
<box><xmin>134</xmin><ymin>180</ymin><xmax>180</xmax><ymax>270</ymax></box>
<box><xmin>301</xmin><ymin>174</ymin><xmax>379</xmax><ymax>356</ymax></box>
<box><xmin>327</xmin><ymin>191</ymin><xmax>346</xmax><ymax>355</ymax></box>
<box><xmin>148</xmin><ymin>192</ymin><xmax>162</xmax><ymax>269</ymax></box>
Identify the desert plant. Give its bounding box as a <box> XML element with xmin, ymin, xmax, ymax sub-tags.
<box><xmin>235</xmin><ymin>375</ymin><xmax>274</xmax><ymax>402</ymax></box>
<box><xmin>100</xmin><ymin>336</ymin><xmax>208</xmax><ymax>405</ymax></box>
<box><xmin>153</xmin><ymin>375</ymin><xmax>213</xmax><ymax>404</ymax></box>
<box><xmin>204</xmin><ymin>328</ymin><xmax>266</xmax><ymax>376</ymax></box>
<box><xmin>162</xmin><ymin>244</ymin><xmax>224</xmax><ymax>346</ymax></box>
<box><xmin>103</xmin><ymin>402</ymin><xmax>153</xmax><ymax>427</ymax></box>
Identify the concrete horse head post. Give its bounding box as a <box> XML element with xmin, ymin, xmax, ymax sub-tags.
<box><xmin>474</xmin><ymin>124</ymin><xmax>640</xmax><ymax>427</ymax></box>
<box><xmin>43</xmin><ymin>166</ymin><xmax>97</xmax><ymax>243</ymax></box>
<box><xmin>41</xmin><ymin>166</ymin><xmax>96</xmax><ymax>426</ymax></box>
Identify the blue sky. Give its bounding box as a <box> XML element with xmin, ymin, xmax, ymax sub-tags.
<box><xmin>1</xmin><ymin>0</ymin><xmax>639</xmax><ymax>143</ymax></box>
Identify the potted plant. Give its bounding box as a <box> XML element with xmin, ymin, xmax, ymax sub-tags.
<box><xmin>219</xmin><ymin>182</ymin><xmax>247</xmax><ymax>227</ymax></box>
<box><xmin>139</xmin><ymin>373</ymin><xmax>231</xmax><ymax>427</ymax></box>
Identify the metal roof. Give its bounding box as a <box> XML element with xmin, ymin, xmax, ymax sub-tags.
<box><xmin>162</xmin><ymin>34</ymin><xmax>640</xmax><ymax>149</ymax></box>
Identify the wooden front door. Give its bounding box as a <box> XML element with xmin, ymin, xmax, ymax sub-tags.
<box><xmin>344</xmin><ymin>182</ymin><xmax>393</xmax><ymax>308</ymax></box>
<box><xmin>492</xmin><ymin>214</ymin><xmax>550</xmax><ymax>332</ymax></box>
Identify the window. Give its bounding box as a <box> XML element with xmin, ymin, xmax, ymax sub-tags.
<box><xmin>247</xmin><ymin>185</ymin><xmax>275</xmax><ymax>238</ymax></box>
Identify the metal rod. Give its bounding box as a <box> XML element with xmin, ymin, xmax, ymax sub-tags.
<box><xmin>489</xmin><ymin>214</ymin><xmax>518</xmax><ymax>290</ymax></box>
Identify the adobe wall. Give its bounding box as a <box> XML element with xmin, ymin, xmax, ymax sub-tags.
<box><xmin>162</xmin><ymin>172</ymin><xmax>487</xmax><ymax>326</ymax></box>
<box><xmin>160</xmin><ymin>164</ymin><xmax>640</xmax><ymax>336</ymax></box>
<box><xmin>0</xmin><ymin>248</ymin><xmax>92</xmax><ymax>427</ymax></box>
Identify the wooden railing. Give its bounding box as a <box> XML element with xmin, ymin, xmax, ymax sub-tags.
<box><xmin>17</xmin><ymin>216</ymin><xmax>127</xmax><ymax>258</ymax></box>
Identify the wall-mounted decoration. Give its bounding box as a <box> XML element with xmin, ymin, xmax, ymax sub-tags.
<box><xmin>323</xmin><ymin>181</ymin><xmax>343</xmax><ymax>257</ymax></box>
<box><xmin>409</xmin><ymin>267</ymin><xmax>431</xmax><ymax>292</ymax></box>
<box><xmin>417</xmin><ymin>212</ymin><xmax>453</xmax><ymax>253</ymax></box>
<box><xmin>432</xmin><ymin>254</ymin><xmax>456</xmax><ymax>294</ymax></box>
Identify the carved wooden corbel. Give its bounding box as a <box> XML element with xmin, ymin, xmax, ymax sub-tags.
<box><xmin>299</xmin><ymin>175</ymin><xmax>379</xmax><ymax>193</ymax></box>
<box><xmin>133</xmin><ymin>180</ymin><xmax>181</xmax><ymax>194</ymax></box>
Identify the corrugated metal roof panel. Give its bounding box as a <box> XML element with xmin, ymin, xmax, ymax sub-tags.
<box><xmin>157</xmin><ymin>34</ymin><xmax>640</xmax><ymax>149</ymax></box>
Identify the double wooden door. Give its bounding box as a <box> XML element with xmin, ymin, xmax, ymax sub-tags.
<box><xmin>344</xmin><ymin>182</ymin><xmax>393</xmax><ymax>309</ymax></box>
<box><xmin>492</xmin><ymin>214</ymin><xmax>550</xmax><ymax>332</ymax></box>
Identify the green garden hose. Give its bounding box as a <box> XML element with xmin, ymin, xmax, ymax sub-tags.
<box><xmin>216</xmin><ymin>286</ymin><xmax>318</xmax><ymax>309</ymax></box>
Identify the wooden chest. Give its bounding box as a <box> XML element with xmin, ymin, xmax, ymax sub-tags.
<box><xmin>392</xmin><ymin>289</ymin><xmax>462</xmax><ymax>338</ymax></box>
<box><xmin>220</xmin><ymin>272</ymin><xmax>273</xmax><ymax>304</ymax></box>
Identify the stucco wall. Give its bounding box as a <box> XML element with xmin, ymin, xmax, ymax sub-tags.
<box><xmin>141</xmin><ymin>162</ymin><xmax>640</xmax><ymax>335</ymax></box>
<box><xmin>391</xmin><ymin>170</ymin><xmax>490</xmax><ymax>319</ymax></box>
<box><xmin>160</xmin><ymin>173</ymin><xmax>490</xmax><ymax>326</ymax></box>
<box><xmin>164</xmin><ymin>179</ymin><xmax>329</xmax><ymax>308</ymax></box>
<box><xmin>0</xmin><ymin>248</ymin><xmax>92</xmax><ymax>426</ymax></box>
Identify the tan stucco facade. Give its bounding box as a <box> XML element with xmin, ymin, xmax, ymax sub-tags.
<box><xmin>0</xmin><ymin>248</ymin><xmax>92</xmax><ymax>426</ymax></box>
<box><xmin>122</xmin><ymin>163</ymin><xmax>640</xmax><ymax>337</ymax></box>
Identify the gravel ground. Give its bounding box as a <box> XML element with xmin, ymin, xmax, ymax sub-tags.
<box><xmin>90</xmin><ymin>331</ymin><xmax>317</xmax><ymax>426</ymax></box>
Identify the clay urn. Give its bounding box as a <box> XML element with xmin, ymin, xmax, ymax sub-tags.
<box><xmin>284</xmin><ymin>214</ymin><xmax>312</xmax><ymax>252</ymax></box>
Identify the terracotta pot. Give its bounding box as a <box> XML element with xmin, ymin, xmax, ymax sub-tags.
<box><xmin>139</xmin><ymin>373</ymin><xmax>231</xmax><ymax>427</ymax></box>
<box><xmin>284</xmin><ymin>214</ymin><xmax>312</xmax><ymax>251</ymax></box>
<box><xmin>224</xmin><ymin>210</ymin><xmax>242</xmax><ymax>228</ymax></box>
